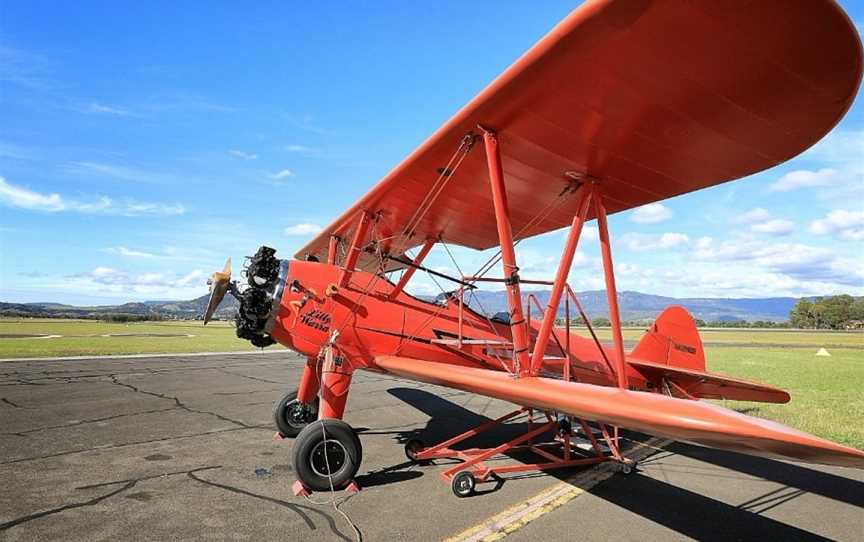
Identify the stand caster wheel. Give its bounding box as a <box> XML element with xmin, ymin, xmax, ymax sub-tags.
<box><xmin>273</xmin><ymin>388</ymin><xmax>319</xmax><ymax>438</ymax></box>
<box><xmin>404</xmin><ymin>438</ymin><xmax>425</xmax><ymax>462</ymax></box>
<box><xmin>293</xmin><ymin>419</ymin><xmax>362</xmax><ymax>492</ymax></box>
<box><xmin>619</xmin><ymin>460</ymin><xmax>637</xmax><ymax>475</ymax></box>
<box><xmin>452</xmin><ymin>471</ymin><xmax>475</xmax><ymax>498</ymax></box>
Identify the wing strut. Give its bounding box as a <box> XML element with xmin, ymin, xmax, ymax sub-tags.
<box><xmin>594</xmin><ymin>184</ymin><xmax>628</xmax><ymax>390</ymax></box>
<box><xmin>481</xmin><ymin>127</ymin><xmax>532</xmax><ymax>376</ymax></box>
<box><xmin>529</xmin><ymin>184</ymin><xmax>592</xmax><ymax>374</ymax></box>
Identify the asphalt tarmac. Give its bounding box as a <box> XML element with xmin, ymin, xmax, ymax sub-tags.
<box><xmin>1</xmin><ymin>351</ymin><xmax>862</xmax><ymax>541</ymax></box>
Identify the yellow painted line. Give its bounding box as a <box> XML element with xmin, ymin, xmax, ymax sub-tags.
<box><xmin>444</xmin><ymin>437</ymin><xmax>669</xmax><ymax>542</ymax></box>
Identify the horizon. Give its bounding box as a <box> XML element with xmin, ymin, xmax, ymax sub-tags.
<box><xmin>4</xmin><ymin>288</ymin><xmax>854</xmax><ymax>310</ymax></box>
<box><xmin>2</xmin><ymin>2</ymin><xmax>863</xmax><ymax>305</ymax></box>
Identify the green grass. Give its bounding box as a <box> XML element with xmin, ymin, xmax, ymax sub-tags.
<box><xmin>0</xmin><ymin>318</ymin><xmax>268</xmax><ymax>358</ymax></box>
<box><xmin>573</xmin><ymin>326</ymin><xmax>864</xmax><ymax>347</ymax></box>
<box><xmin>2</xmin><ymin>319</ymin><xmax>862</xmax><ymax>448</ymax></box>
<box><xmin>708</xmin><ymin>347</ymin><xmax>864</xmax><ymax>449</ymax></box>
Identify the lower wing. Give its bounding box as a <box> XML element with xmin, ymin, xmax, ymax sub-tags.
<box><xmin>374</xmin><ymin>356</ymin><xmax>864</xmax><ymax>469</ymax></box>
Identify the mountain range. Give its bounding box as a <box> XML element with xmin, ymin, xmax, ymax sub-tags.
<box><xmin>0</xmin><ymin>290</ymin><xmax>800</xmax><ymax>322</ymax></box>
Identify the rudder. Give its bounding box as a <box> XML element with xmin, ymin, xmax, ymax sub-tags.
<box><xmin>631</xmin><ymin>305</ymin><xmax>705</xmax><ymax>371</ymax></box>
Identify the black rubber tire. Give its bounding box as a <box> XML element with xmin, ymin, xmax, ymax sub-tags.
<box><xmin>619</xmin><ymin>461</ymin><xmax>637</xmax><ymax>475</ymax></box>
<box><xmin>293</xmin><ymin>419</ymin><xmax>362</xmax><ymax>492</ymax></box>
<box><xmin>273</xmin><ymin>388</ymin><xmax>319</xmax><ymax>438</ymax></box>
<box><xmin>451</xmin><ymin>471</ymin><xmax>475</xmax><ymax>498</ymax></box>
<box><xmin>404</xmin><ymin>438</ymin><xmax>425</xmax><ymax>461</ymax></box>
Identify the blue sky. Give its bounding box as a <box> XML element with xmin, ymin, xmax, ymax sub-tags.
<box><xmin>1</xmin><ymin>1</ymin><xmax>862</xmax><ymax>305</ymax></box>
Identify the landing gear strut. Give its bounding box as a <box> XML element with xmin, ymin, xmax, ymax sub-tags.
<box><xmin>273</xmin><ymin>388</ymin><xmax>319</xmax><ymax>437</ymax></box>
<box><xmin>293</xmin><ymin>419</ymin><xmax>362</xmax><ymax>492</ymax></box>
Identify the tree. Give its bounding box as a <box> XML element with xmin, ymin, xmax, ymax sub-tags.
<box><xmin>591</xmin><ymin>316</ymin><xmax>611</xmax><ymax>327</ymax></box>
<box><xmin>789</xmin><ymin>295</ymin><xmax>862</xmax><ymax>329</ymax></box>
<box><xmin>790</xmin><ymin>299</ymin><xmax>814</xmax><ymax>328</ymax></box>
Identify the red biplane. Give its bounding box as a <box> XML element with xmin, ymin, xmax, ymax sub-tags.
<box><xmin>205</xmin><ymin>0</ymin><xmax>864</xmax><ymax>496</ymax></box>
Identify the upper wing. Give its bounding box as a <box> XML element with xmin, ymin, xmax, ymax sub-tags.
<box><xmin>374</xmin><ymin>356</ymin><xmax>864</xmax><ymax>469</ymax></box>
<box><xmin>627</xmin><ymin>358</ymin><xmax>791</xmax><ymax>404</ymax></box>
<box><xmin>298</xmin><ymin>0</ymin><xmax>862</xmax><ymax>268</ymax></box>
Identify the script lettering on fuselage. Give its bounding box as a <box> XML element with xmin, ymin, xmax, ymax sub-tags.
<box><xmin>299</xmin><ymin>309</ymin><xmax>331</xmax><ymax>333</ymax></box>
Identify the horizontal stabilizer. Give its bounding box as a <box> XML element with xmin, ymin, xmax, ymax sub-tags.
<box><xmin>628</xmin><ymin>358</ymin><xmax>791</xmax><ymax>404</ymax></box>
<box><xmin>375</xmin><ymin>356</ymin><xmax>864</xmax><ymax>469</ymax></box>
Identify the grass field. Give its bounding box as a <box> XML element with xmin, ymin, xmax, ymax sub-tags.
<box><xmin>0</xmin><ymin>318</ymin><xmax>265</xmax><ymax>358</ymax></box>
<box><xmin>2</xmin><ymin>318</ymin><xmax>862</xmax><ymax>448</ymax></box>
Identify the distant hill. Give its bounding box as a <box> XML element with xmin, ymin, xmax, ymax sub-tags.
<box><xmin>0</xmin><ymin>294</ymin><xmax>239</xmax><ymax>321</ymax></box>
<box><xmin>432</xmin><ymin>290</ymin><xmax>798</xmax><ymax>323</ymax></box>
<box><xmin>0</xmin><ymin>289</ymin><xmax>798</xmax><ymax>322</ymax></box>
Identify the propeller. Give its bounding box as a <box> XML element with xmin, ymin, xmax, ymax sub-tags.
<box><xmin>203</xmin><ymin>258</ymin><xmax>232</xmax><ymax>325</ymax></box>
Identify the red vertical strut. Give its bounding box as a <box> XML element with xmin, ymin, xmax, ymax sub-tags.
<box><xmin>529</xmin><ymin>186</ymin><xmax>592</xmax><ymax>374</ymax></box>
<box><xmin>593</xmin><ymin>185</ymin><xmax>627</xmax><ymax>389</ymax></box>
<box><xmin>338</xmin><ymin>212</ymin><xmax>372</xmax><ymax>287</ymax></box>
<box><xmin>296</xmin><ymin>356</ymin><xmax>320</xmax><ymax>404</ymax></box>
<box><xmin>481</xmin><ymin>128</ymin><xmax>531</xmax><ymax>376</ymax></box>
<box><xmin>327</xmin><ymin>235</ymin><xmax>339</xmax><ymax>265</ymax></box>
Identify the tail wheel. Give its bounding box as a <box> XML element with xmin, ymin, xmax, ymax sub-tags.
<box><xmin>404</xmin><ymin>438</ymin><xmax>425</xmax><ymax>461</ymax></box>
<box><xmin>293</xmin><ymin>419</ymin><xmax>362</xmax><ymax>491</ymax></box>
<box><xmin>619</xmin><ymin>460</ymin><xmax>637</xmax><ymax>475</ymax></box>
<box><xmin>451</xmin><ymin>471</ymin><xmax>475</xmax><ymax>498</ymax></box>
<box><xmin>273</xmin><ymin>388</ymin><xmax>319</xmax><ymax>437</ymax></box>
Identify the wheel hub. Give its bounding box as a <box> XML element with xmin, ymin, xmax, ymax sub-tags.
<box><xmin>287</xmin><ymin>403</ymin><xmax>312</xmax><ymax>425</ymax></box>
<box><xmin>309</xmin><ymin>440</ymin><xmax>347</xmax><ymax>477</ymax></box>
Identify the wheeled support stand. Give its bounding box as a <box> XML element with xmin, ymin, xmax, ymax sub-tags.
<box><xmin>404</xmin><ymin>407</ymin><xmax>635</xmax><ymax>497</ymax></box>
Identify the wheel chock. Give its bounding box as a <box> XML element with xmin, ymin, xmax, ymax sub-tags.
<box><xmin>292</xmin><ymin>480</ymin><xmax>311</xmax><ymax>497</ymax></box>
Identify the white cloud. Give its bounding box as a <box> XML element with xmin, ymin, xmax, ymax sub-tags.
<box><xmin>730</xmin><ymin>208</ymin><xmax>794</xmax><ymax>236</ymax></box>
<box><xmin>619</xmin><ymin>232</ymin><xmax>689</xmax><ymax>251</ymax></box>
<box><xmin>103</xmin><ymin>246</ymin><xmax>158</xmax><ymax>258</ymax></box>
<box><xmin>64</xmin><ymin>161</ymin><xmax>182</xmax><ymax>184</ymax></box>
<box><xmin>229</xmin><ymin>150</ymin><xmax>258</xmax><ymax>160</ymax></box>
<box><xmin>809</xmin><ymin>210</ymin><xmax>864</xmax><ymax>241</ymax></box>
<box><xmin>0</xmin><ymin>176</ymin><xmax>185</xmax><ymax>216</ymax></box>
<box><xmin>84</xmin><ymin>102</ymin><xmax>132</xmax><ymax>116</ymax></box>
<box><xmin>285</xmin><ymin>223</ymin><xmax>321</xmax><ymax>236</ymax></box>
<box><xmin>47</xmin><ymin>266</ymin><xmax>210</xmax><ymax>299</ymax></box>
<box><xmin>124</xmin><ymin>202</ymin><xmax>185</xmax><ymax>216</ymax></box>
<box><xmin>768</xmin><ymin>168</ymin><xmax>838</xmax><ymax>192</ymax></box>
<box><xmin>693</xmin><ymin>236</ymin><xmax>863</xmax><ymax>287</ymax></box>
<box><xmin>750</xmin><ymin>219</ymin><xmax>794</xmax><ymax>236</ymax></box>
<box><xmin>731</xmin><ymin>207</ymin><xmax>771</xmax><ymax>224</ymax></box>
<box><xmin>629</xmin><ymin>203</ymin><xmax>672</xmax><ymax>224</ymax></box>
<box><xmin>269</xmin><ymin>169</ymin><xmax>294</xmax><ymax>180</ymax></box>
<box><xmin>0</xmin><ymin>176</ymin><xmax>64</xmax><ymax>211</ymax></box>
<box><xmin>284</xmin><ymin>144</ymin><xmax>319</xmax><ymax>155</ymax></box>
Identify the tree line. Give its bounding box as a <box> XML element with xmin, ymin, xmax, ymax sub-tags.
<box><xmin>790</xmin><ymin>295</ymin><xmax>864</xmax><ymax>330</ymax></box>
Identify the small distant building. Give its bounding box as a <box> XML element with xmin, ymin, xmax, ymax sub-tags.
<box><xmin>845</xmin><ymin>320</ymin><xmax>864</xmax><ymax>330</ymax></box>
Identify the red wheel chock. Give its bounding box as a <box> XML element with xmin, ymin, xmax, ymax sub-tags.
<box><xmin>291</xmin><ymin>479</ymin><xmax>361</xmax><ymax>497</ymax></box>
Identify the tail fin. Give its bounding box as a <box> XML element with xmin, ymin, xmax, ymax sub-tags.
<box><xmin>631</xmin><ymin>305</ymin><xmax>705</xmax><ymax>371</ymax></box>
<box><xmin>629</xmin><ymin>306</ymin><xmax>790</xmax><ymax>403</ymax></box>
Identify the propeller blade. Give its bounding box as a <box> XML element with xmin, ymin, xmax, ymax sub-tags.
<box><xmin>203</xmin><ymin>258</ymin><xmax>232</xmax><ymax>325</ymax></box>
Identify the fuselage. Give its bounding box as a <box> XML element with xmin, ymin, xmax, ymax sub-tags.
<box><xmin>259</xmin><ymin>259</ymin><xmax>651</xmax><ymax>390</ymax></box>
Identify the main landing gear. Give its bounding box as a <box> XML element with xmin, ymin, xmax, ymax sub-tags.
<box><xmin>293</xmin><ymin>419</ymin><xmax>363</xmax><ymax>491</ymax></box>
<box><xmin>273</xmin><ymin>388</ymin><xmax>319</xmax><ymax>437</ymax></box>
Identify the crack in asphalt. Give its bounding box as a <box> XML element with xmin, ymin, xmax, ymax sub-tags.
<box><xmin>0</xmin><ymin>466</ymin><xmax>221</xmax><ymax>532</ymax></box>
<box><xmin>1</xmin><ymin>406</ymin><xmax>180</xmax><ymax>437</ymax></box>
<box><xmin>0</xmin><ymin>481</ymin><xmax>137</xmax><ymax>532</ymax></box>
<box><xmin>216</xmin><ymin>369</ymin><xmax>287</xmax><ymax>386</ymax></box>
<box><xmin>1</xmin><ymin>397</ymin><xmax>20</xmax><ymax>408</ymax></box>
<box><xmin>186</xmin><ymin>470</ymin><xmax>354</xmax><ymax>541</ymax></box>
<box><xmin>107</xmin><ymin>374</ymin><xmax>253</xmax><ymax>429</ymax></box>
